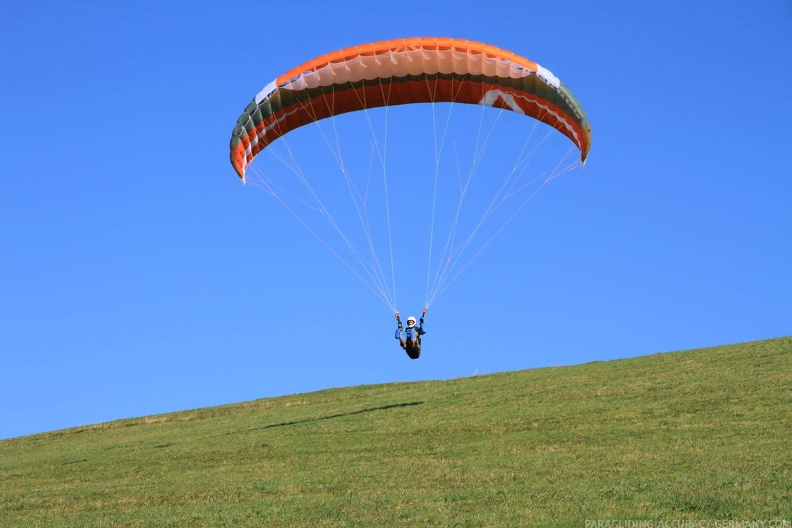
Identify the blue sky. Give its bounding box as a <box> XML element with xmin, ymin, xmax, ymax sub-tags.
<box><xmin>2</xmin><ymin>1</ymin><xmax>790</xmax><ymax>440</ymax></box>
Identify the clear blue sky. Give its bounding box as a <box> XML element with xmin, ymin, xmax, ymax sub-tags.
<box><xmin>2</xmin><ymin>1</ymin><xmax>790</xmax><ymax>440</ymax></box>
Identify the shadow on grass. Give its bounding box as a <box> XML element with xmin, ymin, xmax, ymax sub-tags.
<box><xmin>239</xmin><ymin>401</ymin><xmax>425</xmax><ymax>433</ymax></box>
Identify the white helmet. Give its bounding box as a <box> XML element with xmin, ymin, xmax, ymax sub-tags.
<box><xmin>406</xmin><ymin>316</ymin><xmax>416</xmax><ymax>325</ymax></box>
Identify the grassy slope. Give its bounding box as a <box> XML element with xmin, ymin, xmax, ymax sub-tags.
<box><xmin>1</xmin><ymin>338</ymin><xmax>790</xmax><ymax>527</ymax></box>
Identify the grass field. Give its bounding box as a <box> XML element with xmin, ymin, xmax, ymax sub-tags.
<box><xmin>1</xmin><ymin>337</ymin><xmax>790</xmax><ymax>527</ymax></box>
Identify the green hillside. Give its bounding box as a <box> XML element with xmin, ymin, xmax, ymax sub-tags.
<box><xmin>2</xmin><ymin>338</ymin><xmax>790</xmax><ymax>527</ymax></box>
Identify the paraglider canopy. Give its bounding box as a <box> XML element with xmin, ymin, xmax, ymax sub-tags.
<box><xmin>227</xmin><ymin>37</ymin><xmax>591</xmax><ymax>317</ymax></box>
<box><xmin>229</xmin><ymin>37</ymin><xmax>591</xmax><ymax>183</ymax></box>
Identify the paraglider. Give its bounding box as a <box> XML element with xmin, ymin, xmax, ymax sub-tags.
<box><xmin>394</xmin><ymin>311</ymin><xmax>427</xmax><ymax>360</ymax></box>
<box><xmin>228</xmin><ymin>37</ymin><xmax>591</xmax><ymax>358</ymax></box>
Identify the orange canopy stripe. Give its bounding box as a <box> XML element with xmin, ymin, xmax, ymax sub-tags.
<box><xmin>273</xmin><ymin>38</ymin><xmax>540</xmax><ymax>87</ymax></box>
